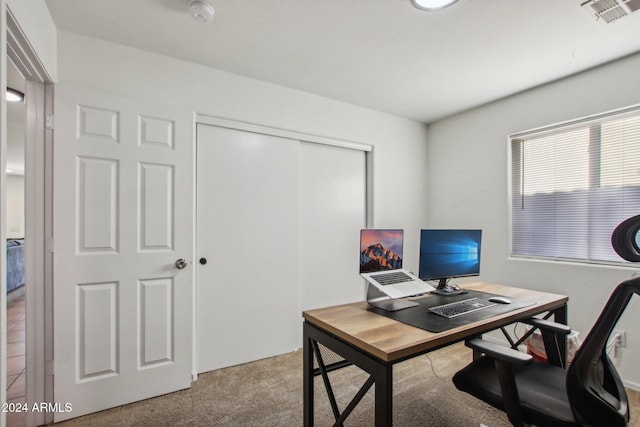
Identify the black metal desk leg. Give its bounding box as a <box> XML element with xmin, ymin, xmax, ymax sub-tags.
<box><xmin>303</xmin><ymin>323</ymin><xmax>314</xmax><ymax>427</ymax></box>
<box><xmin>553</xmin><ymin>304</ymin><xmax>569</xmax><ymax>368</ymax></box>
<box><xmin>374</xmin><ymin>363</ymin><xmax>393</xmax><ymax>426</ymax></box>
<box><xmin>552</xmin><ymin>304</ymin><xmax>568</xmax><ymax>325</ymax></box>
<box><xmin>303</xmin><ymin>321</ymin><xmax>394</xmax><ymax>426</ymax></box>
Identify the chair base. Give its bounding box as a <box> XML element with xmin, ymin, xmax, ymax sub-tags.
<box><xmin>453</xmin><ymin>356</ymin><xmax>578</xmax><ymax>427</ymax></box>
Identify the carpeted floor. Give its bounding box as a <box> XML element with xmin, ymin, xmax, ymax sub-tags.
<box><xmin>54</xmin><ymin>341</ymin><xmax>640</xmax><ymax>427</ymax></box>
<box><xmin>54</xmin><ymin>342</ymin><xmax>512</xmax><ymax>426</ymax></box>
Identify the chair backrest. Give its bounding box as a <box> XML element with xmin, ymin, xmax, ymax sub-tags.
<box><xmin>566</xmin><ymin>276</ymin><xmax>640</xmax><ymax>427</ymax></box>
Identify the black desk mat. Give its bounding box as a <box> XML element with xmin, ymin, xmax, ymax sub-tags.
<box><xmin>368</xmin><ymin>290</ymin><xmax>534</xmax><ymax>333</ymax></box>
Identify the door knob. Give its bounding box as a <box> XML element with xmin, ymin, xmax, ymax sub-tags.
<box><xmin>175</xmin><ymin>259</ymin><xmax>188</xmax><ymax>269</ymax></box>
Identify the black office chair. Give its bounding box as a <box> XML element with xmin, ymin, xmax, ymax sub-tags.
<box><xmin>452</xmin><ymin>276</ymin><xmax>640</xmax><ymax>427</ymax></box>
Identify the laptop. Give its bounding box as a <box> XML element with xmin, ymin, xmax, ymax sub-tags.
<box><xmin>359</xmin><ymin>229</ymin><xmax>435</xmax><ymax>299</ymax></box>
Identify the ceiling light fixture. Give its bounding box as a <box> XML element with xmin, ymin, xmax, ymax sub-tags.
<box><xmin>189</xmin><ymin>0</ymin><xmax>215</xmax><ymax>23</ymax></box>
<box><xmin>6</xmin><ymin>87</ymin><xmax>24</xmax><ymax>102</ymax></box>
<box><xmin>411</xmin><ymin>0</ymin><xmax>459</xmax><ymax>11</ymax></box>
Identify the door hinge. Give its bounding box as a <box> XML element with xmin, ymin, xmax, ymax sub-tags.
<box><xmin>45</xmin><ymin>360</ymin><xmax>55</xmax><ymax>376</ymax></box>
<box><xmin>46</xmin><ymin>114</ymin><xmax>54</xmax><ymax>130</ymax></box>
<box><xmin>46</xmin><ymin>237</ymin><xmax>54</xmax><ymax>253</ymax></box>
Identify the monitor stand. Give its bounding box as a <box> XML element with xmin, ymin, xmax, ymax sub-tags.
<box><xmin>366</xmin><ymin>283</ymin><xmax>418</xmax><ymax>312</ymax></box>
<box><xmin>430</xmin><ymin>278</ymin><xmax>468</xmax><ymax>296</ymax></box>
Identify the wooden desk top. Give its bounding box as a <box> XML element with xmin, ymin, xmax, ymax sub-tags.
<box><xmin>302</xmin><ymin>282</ymin><xmax>568</xmax><ymax>363</ymax></box>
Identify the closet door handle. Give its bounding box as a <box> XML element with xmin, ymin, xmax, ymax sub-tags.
<box><xmin>175</xmin><ymin>259</ymin><xmax>188</xmax><ymax>269</ymax></box>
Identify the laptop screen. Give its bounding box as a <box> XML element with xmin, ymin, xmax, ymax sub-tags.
<box><xmin>359</xmin><ymin>229</ymin><xmax>404</xmax><ymax>273</ymax></box>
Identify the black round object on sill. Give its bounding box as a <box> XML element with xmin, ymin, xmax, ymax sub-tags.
<box><xmin>611</xmin><ymin>214</ymin><xmax>640</xmax><ymax>262</ymax></box>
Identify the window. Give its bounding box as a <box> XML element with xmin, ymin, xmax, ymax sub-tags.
<box><xmin>511</xmin><ymin>106</ymin><xmax>640</xmax><ymax>264</ymax></box>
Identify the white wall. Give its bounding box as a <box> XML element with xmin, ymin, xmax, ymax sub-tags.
<box><xmin>6</xmin><ymin>174</ymin><xmax>24</xmax><ymax>238</ymax></box>
<box><xmin>56</xmin><ymin>30</ymin><xmax>430</xmax><ymax>273</ymax></box>
<box><xmin>6</xmin><ymin>105</ymin><xmax>25</xmax><ymax>238</ymax></box>
<box><xmin>427</xmin><ymin>52</ymin><xmax>640</xmax><ymax>387</ymax></box>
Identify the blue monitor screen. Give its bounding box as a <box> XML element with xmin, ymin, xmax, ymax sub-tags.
<box><xmin>419</xmin><ymin>229</ymin><xmax>482</xmax><ymax>281</ymax></box>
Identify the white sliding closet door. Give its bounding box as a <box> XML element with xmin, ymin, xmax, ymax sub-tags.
<box><xmin>298</xmin><ymin>142</ymin><xmax>366</xmax><ymax>310</ymax></box>
<box><xmin>196</xmin><ymin>124</ymin><xmax>367</xmax><ymax>373</ymax></box>
<box><xmin>196</xmin><ymin>124</ymin><xmax>300</xmax><ymax>373</ymax></box>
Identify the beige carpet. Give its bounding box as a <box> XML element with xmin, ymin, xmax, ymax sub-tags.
<box><xmin>55</xmin><ymin>342</ymin><xmax>640</xmax><ymax>426</ymax></box>
<box><xmin>55</xmin><ymin>342</ymin><xmax>513</xmax><ymax>426</ymax></box>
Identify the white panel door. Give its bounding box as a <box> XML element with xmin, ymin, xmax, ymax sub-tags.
<box><xmin>196</xmin><ymin>124</ymin><xmax>300</xmax><ymax>373</ymax></box>
<box><xmin>298</xmin><ymin>142</ymin><xmax>367</xmax><ymax>310</ymax></box>
<box><xmin>53</xmin><ymin>86</ymin><xmax>194</xmax><ymax>421</ymax></box>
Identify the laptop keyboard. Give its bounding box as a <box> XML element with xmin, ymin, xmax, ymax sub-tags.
<box><xmin>429</xmin><ymin>298</ymin><xmax>496</xmax><ymax>318</ymax></box>
<box><xmin>370</xmin><ymin>271</ymin><xmax>413</xmax><ymax>286</ymax></box>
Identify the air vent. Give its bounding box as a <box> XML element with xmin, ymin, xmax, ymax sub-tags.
<box><xmin>581</xmin><ymin>0</ymin><xmax>640</xmax><ymax>23</ymax></box>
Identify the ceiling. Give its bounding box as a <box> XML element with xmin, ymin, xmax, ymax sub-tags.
<box><xmin>45</xmin><ymin>0</ymin><xmax>640</xmax><ymax>123</ymax></box>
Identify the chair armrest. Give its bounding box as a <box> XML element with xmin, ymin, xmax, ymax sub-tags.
<box><xmin>523</xmin><ymin>317</ymin><xmax>570</xmax><ymax>368</ymax></box>
<box><xmin>523</xmin><ymin>318</ymin><xmax>571</xmax><ymax>334</ymax></box>
<box><xmin>465</xmin><ymin>338</ymin><xmax>531</xmax><ymax>426</ymax></box>
<box><xmin>465</xmin><ymin>338</ymin><xmax>533</xmax><ymax>366</ymax></box>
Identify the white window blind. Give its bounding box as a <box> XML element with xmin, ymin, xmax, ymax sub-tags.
<box><xmin>511</xmin><ymin>106</ymin><xmax>640</xmax><ymax>264</ymax></box>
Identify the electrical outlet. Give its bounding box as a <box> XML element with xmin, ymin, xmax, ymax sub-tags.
<box><xmin>609</xmin><ymin>330</ymin><xmax>626</xmax><ymax>359</ymax></box>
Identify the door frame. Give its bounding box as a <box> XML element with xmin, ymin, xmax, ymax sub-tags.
<box><xmin>195</xmin><ymin>114</ymin><xmax>373</xmax><ymax>151</ymax></box>
<box><xmin>6</xmin><ymin>6</ymin><xmax>54</xmax><ymax>427</ymax></box>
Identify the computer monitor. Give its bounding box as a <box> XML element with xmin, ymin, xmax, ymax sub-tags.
<box><xmin>359</xmin><ymin>229</ymin><xmax>403</xmax><ymax>273</ymax></box>
<box><xmin>419</xmin><ymin>229</ymin><xmax>482</xmax><ymax>295</ymax></box>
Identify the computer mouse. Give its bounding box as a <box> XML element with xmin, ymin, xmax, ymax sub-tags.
<box><xmin>488</xmin><ymin>296</ymin><xmax>512</xmax><ymax>304</ymax></box>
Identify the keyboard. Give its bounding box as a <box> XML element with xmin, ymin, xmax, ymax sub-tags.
<box><xmin>369</xmin><ymin>271</ymin><xmax>413</xmax><ymax>286</ymax></box>
<box><xmin>428</xmin><ymin>298</ymin><xmax>496</xmax><ymax>318</ymax></box>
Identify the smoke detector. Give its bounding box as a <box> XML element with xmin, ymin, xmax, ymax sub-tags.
<box><xmin>189</xmin><ymin>0</ymin><xmax>215</xmax><ymax>23</ymax></box>
<box><xmin>581</xmin><ymin>0</ymin><xmax>640</xmax><ymax>23</ymax></box>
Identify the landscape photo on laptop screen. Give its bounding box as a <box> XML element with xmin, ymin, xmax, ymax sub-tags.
<box><xmin>359</xmin><ymin>229</ymin><xmax>404</xmax><ymax>273</ymax></box>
